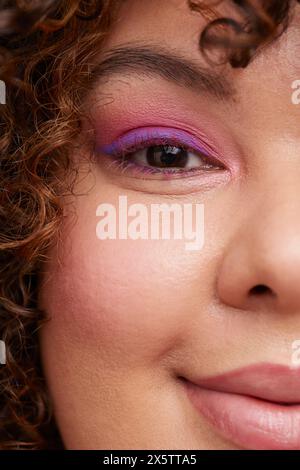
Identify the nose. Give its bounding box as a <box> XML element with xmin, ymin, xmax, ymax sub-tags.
<box><xmin>217</xmin><ymin>175</ymin><xmax>300</xmax><ymax>314</ymax></box>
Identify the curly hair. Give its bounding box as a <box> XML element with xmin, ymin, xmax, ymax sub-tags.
<box><xmin>0</xmin><ymin>0</ymin><xmax>299</xmax><ymax>450</ymax></box>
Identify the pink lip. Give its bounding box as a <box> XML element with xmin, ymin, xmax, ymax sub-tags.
<box><xmin>181</xmin><ymin>363</ymin><xmax>300</xmax><ymax>450</ymax></box>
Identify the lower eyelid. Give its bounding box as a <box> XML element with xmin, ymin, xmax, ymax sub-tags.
<box><xmin>102</xmin><ymin>152</ymin><xmax>227</xmax><ymax>182</ymax></box>
<box><xmin>99</xmin><ymin>154</ymin><xmax>232</xmax><ymax>197</ymax></box>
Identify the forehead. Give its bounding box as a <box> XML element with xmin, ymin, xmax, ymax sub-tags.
<box><xmin>105</xmin><ymin>0</ymin><xmax>300</xmax><ymax>63</ymax></box>
<box><xmin>93</xmin><ymin>0</ymin><xmax>300</xmax><ymax>141</ymax></box>
<box><xmin>104</xmin><ymin>0</ymin><xmax>212</xmax><ymax>60</ymax></box>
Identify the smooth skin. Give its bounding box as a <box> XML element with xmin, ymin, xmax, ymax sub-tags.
<box><xmin>38</xmin><ymin>0</ymin><xmax>300</xmax><ymax>449</ymax></box>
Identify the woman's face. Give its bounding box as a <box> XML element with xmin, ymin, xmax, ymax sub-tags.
<box><xmin>38</xmin><ymin>0</ymin><xmax>300</xmax><ymax>450</ymax></box>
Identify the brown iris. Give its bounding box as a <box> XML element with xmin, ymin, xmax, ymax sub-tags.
<box><xmin>146</xmin><ymin>144</ymin><xmax>188</xmax><ymax>168</ymax></box>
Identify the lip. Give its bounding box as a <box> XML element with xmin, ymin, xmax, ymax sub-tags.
<box><xmin>180</xmin><ymin>363</ymin><xmax>300</xmax><ymax>450</ymax></box>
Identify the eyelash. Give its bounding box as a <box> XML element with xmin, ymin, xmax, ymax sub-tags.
<box><xmin>100</xmin><ymin>130</ymin><xmax>226</xmax><ymax>179</ymax></box>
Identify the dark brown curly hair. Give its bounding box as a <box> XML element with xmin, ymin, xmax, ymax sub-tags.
<box><xmin>0</xmin><ymin>0</ymin><xmax>299</xmax><ymax>450</ymax></box>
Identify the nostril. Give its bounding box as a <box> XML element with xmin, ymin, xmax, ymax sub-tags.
<box><xmin>249</xmin><ymin>284</ymin><xmax>274</xmax><ymax>296</ymax></box>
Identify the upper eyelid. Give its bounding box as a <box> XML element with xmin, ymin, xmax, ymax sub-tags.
<box><xmin>104</xmin><ymin>135</ymin><xmax>205</xmax><ymax>157</ymax></box>
<box><xmin>98</xmin><ymin>126</ymin><xmax>218</xmax><ymax>158</ymax></box>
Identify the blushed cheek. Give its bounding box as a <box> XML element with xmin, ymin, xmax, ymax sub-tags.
<box><xmin>38</xmin><ymin>199</ymin><xmax>199</xmax><ymax>370</ymax></box>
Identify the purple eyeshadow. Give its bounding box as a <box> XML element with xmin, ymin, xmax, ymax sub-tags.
<box><xmin>98</xmin><ymin>126</ymin><xmax>213</xmax><ymax>158</ymax></box>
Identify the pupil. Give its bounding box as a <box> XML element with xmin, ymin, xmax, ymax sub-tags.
<box><xmin>147</xmin><ymin>145</ymin><xmax>188</xmax><ymax>168</ymax></box>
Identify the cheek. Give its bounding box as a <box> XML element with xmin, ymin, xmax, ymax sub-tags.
<box><xmin>39</xmin><ymin>199</ymin><xmax>204</xmax><ymax>368</ymax></box>
<box><xmin>38</xmin><ymin>180</ymin><xmax>232</xmax><ymax>372</ymax></box>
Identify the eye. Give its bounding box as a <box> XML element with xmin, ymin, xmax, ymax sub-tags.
<box><xmin>129</xmin><ymin>143</ymin><xmax>222</xmax><ymax>171</ymax></box>
<box><xmin>97</xmin><ymin>126</ymin><xmax>228</xmax><ymax>180</ymax></box>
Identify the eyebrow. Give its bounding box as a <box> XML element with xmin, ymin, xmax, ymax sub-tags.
<box><xmin>88</xmin><ymin>44</ymin><xmax>235</xmax><ymax>101</ymax></box>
